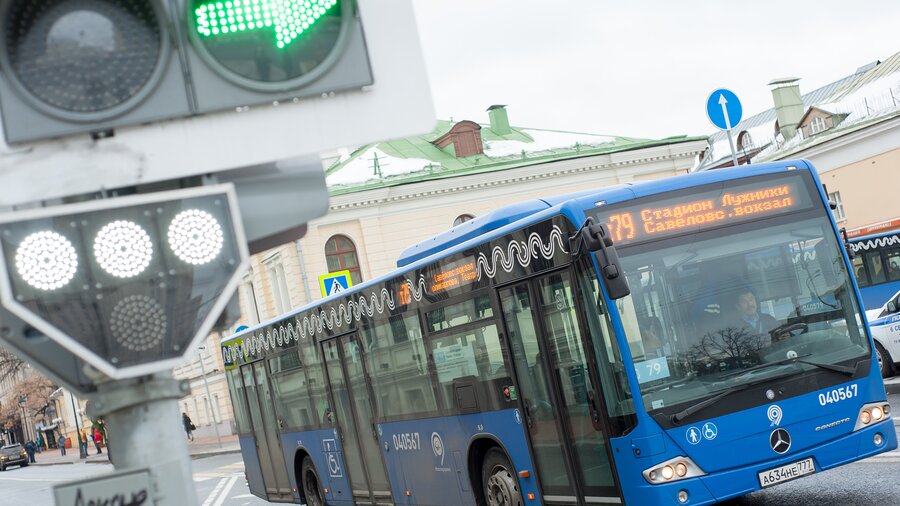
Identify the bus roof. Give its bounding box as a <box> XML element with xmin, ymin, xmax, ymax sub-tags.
<box><xmin>223</xmin><ymin>159</ymin><xmax>817</xmax><ymax>345</ymax></box>
<box><xmin>849</xmin><ymin>229</ymin><xmax>900</xmax><ymax>243</ymax></box>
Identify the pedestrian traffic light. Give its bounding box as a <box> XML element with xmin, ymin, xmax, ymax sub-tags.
<box><xmin>0</xmin><ymin>0</ymin><xmax>373</xmax><ymax>143</ymax></box>
<box><xmin>0</xmin><ymin>185</ymin><xmax>248</xmax><ymax>379</ymax></box>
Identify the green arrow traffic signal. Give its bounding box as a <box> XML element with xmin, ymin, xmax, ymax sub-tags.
<box><xmin>194</xmin><ymin>0</ymin><xmax>339</xmax><ymax>49</ymax></box>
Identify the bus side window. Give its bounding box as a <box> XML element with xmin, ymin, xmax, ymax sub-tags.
<box><xmin>865</xmin><ymin>251</ymin><xmax>886</xmax><ymax>285</ymax></box>
<box><xmin>886</xmin><ymin>249</ymin><xmax>900</xmax><ymax>281</ymax></box>
<box><xmin>852</xmin><ymin>256</ymin><xmax>869</xmax><ymax>287</ymax></box>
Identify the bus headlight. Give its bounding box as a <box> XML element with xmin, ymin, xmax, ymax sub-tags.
<box><xmin>643</xmin><ymin>456</ymin><xmax>706</xmax><ymax>485</ymax></box>
<box><xmin>855</xmin><ymin>401</ymin><xmax>891</xmax><ymax>431</ymax></box>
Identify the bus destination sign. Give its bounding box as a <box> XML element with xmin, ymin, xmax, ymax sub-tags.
<box><xmin>588</xmin><ymin>175</ymin><xmax>814</xmax><ymax>247</ymax></box>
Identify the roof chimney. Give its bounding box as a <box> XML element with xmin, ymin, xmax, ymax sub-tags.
<box><xmin>486</xmin><ymin>105</ymin><xmax>511</xmax><ymax>135</ymax></box>
<box><xmin>768</xmin><ymin>77</ymin><xmax>803</xmax><ymax>140</ymax></box>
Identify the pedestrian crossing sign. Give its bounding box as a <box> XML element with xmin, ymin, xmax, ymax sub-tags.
<box><xmin>319</xmin><ymin>270</ymin><xmax>353</xmax><ymax>298</ymax></box>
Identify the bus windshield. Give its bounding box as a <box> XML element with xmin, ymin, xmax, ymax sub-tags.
<box><xmin>613</xmin><ymin>213</ymin><xmax>869</xmax><ymax>415</ymax></box>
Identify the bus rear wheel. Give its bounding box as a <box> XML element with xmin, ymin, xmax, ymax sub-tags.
<box><xmin>301</xmin><ymin>456</ymin><xmax>325</xmax><ymax>506</ymax></box>
<box><xmin>481</xmin><ymin>448</ymin><xmax>523</xmax><ymax>506</ymax></box>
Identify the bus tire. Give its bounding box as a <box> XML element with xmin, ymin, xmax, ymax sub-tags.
<box><xmin>300</xmin><ymin>456</ymin><xmax>325</xmax><ymax>506</ymax></box>
<box><xmin>481</xmin><ymin>448</ymin><xmax>523</xmax><ymax>506</ymax></box>
<box><xmin>875</xmin><ymin>341</ymin><xmax>894</xmax><ymax>378</ymax></box>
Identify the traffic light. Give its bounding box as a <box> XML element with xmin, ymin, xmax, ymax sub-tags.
<box><xmin>0</xmin><ymin>0</ymin><xmax>373</xmax><ymax>144</ymax></box>
<box><xmin>0</xmin><ymin>185</ymin><xmax>248</xmax><ymax>379</ymax></box>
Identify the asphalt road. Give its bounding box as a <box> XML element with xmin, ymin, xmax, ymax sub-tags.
<box><xmin>3</xmin><ymin>393</ymin><xmax>899</xmax><ymax>505</ymax></box>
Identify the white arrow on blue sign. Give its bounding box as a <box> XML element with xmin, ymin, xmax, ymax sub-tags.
<box><xmin>706</xmin><ymin>88</ymin><xmax>743</xmax><ymax>131</ymax></box>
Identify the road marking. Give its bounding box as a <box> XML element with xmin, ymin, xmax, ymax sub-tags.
<box><xmin>212</xmin><ymin>475</ymin><xmax>240</xmax><ymax>506</ymax></box>
<box><xmin>202</xmin><ymin>477</ymin><xmax>230</xmax><ymax>506</ymax></box>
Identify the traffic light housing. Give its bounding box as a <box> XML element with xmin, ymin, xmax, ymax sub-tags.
<box><xmin>0</xmin><ymin>185</ymin><xmax>248</xmax><ymax>379</ymax></box>
<box><xmin>0</xmin><ymin>0</ymin><xmax>373</xmax><ymax>144</ymax></box>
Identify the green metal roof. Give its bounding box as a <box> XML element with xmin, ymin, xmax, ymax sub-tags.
<box><xmin>325</xmin><ymin>118</ymin><xmax>703</xmax><ymax>196</ymax></box>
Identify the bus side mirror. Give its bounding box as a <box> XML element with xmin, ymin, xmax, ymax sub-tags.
<box><xmin>571</xmin><ymin>218</ymin><xmax>631</xmax><ymax>300</ymax></box>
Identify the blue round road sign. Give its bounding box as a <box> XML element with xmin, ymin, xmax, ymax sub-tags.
<box><xmin>706</xmin><ymin>88</ymin><xmax>743</xmax><ymax>130</ymax></box>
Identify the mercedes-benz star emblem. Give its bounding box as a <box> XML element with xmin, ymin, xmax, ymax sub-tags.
<box><xmin>770</xmin><ymin>428</ymin><xmax>791</xmax><ymax>454</ymax></box>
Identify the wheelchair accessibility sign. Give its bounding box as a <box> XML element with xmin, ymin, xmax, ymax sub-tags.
<box><xmin>319</xmin><ymin>270</ymin><xmax>353</xmax><ymax>298</ymax></box>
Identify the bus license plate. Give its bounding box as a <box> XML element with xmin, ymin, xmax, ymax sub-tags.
<box><xmin>758</xmin><ymin>458</ymin><xmax>815</xmax><ymax>488</ymax></box>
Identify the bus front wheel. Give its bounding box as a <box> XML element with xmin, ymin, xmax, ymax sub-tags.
<box><xmin>481</xmin><ymin>448</ymin><xmax>523</xmax><ymax>506</ymax></box>
<box><xmin>301</xmin><ymin>456</ymin><xmax>325</xmax><ymax>506</ymax></box>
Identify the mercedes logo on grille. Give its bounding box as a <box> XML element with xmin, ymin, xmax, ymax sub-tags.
<box><xmin>770</xmin><ymin>428</ymin><xmax>792</xmax><ymax>454</ymax></box>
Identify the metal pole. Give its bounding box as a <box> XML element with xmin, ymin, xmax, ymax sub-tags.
<box><xmin>725</xmin><ymin>128</ymin><xmax>739</xmax><ymax>167</ymax></box>
<box><xmin>70</xmin><ymin>391</ymin><xmax>87</xmax><ymax>459</ymax></box>
<box><xmin>198</xmin><ymin>344</ymin><xmax>222</xmax><ymax>448</ymax></box>
<box><xmin>89</xmin><ymin>372</ymin><xmax>199</xmax><ymax>506</ymax></box>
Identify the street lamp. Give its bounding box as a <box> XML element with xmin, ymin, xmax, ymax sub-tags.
<box><xmin>69</xmin><ymin>392</ymin><xmax>87</xmax><ymax>459</ymax></box>
<box><xmin>17</xmin><ymin>395</ymin><xmax>27</xmax><ymax>443</ymax></box>
<box><xmin>197</xmin><ymin>342</ymin><xmax>222</xmax><ymax>448</ymax></box>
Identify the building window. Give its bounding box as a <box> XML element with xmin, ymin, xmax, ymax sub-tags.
<box><xmin>828</xmin><ymin>191</ymin><xmax>845</xmax><ymax>222</ymax></box>
<box><xmin>325</xmin><ymin>235</ymin><xmax>362</xmax><ymax>285</ymax></box>
<box><xmin>453</xmin><ymin>214</ymin><xmax>475</xmax><ymax>227</ymax></box>
<box><xmin>810</xmin><ymin>116</ymin><xmax>828</xmax><ymax>135</ymax></box>
<box><xmin>265</xmin><ymin>254</ymin><xmax>292</xmax><ymax>315</ymax></box>
<box><xmin>239</xmin><ymin>276</ymin><xmax>261</xmax><ymax>325</ymax></box>
<box><xmin>737</xmin><ymin>131</ymin><xmax>753</xmax><ymax>151</ymax></box>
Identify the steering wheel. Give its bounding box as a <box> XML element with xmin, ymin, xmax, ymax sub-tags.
<box><xmin>769</xmin><ymin>322</ymin><xmax>808</xmax><ymax>342</ymax></box>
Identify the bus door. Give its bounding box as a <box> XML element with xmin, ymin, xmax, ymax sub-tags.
<box><xmin>240</xmin><ymin>362</ymin><xmax>292</xmax><ymax>500</ymax></box>
<box><xmin>498</xmin><ymin>270</ymin><xmax>622</xmax><ymax>505</ymax></box>
<box><xmin>322</xmin><ymin>335</ymin><xmax>393</xmax><ymax>505</ymax></box>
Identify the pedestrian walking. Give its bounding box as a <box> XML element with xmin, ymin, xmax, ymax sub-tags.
<box><xmin>24</xmin><ymin>440</ymin><xmax>35</xmax><ymax>463</ymax></box>
<box><xmin>81</xmin><ymin>428</ymin><xmax>89</xmax><ymax>455</ymax></box>
<box><xmin>35</xmin><ymin>434</ymin><xmax>42</xmax><ymax>453</ymax></box>
<box><xmin>182</xmin><ymin>412</ymin><xmax>195</xmax><ymax>441</ymax></box>
<box><xmin>57</xmin><ymin>433</ymin><xmax>66</xmax><ymax>456</ymax></box>
<box><xmin>92</xmin><ymin>427</ymin><xmax>103</xmax><ymax>455</ymax></box>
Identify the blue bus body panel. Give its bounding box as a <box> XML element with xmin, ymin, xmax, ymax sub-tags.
<box><xmin>611</xmin><ymin>370</ymin><xmax>897</xmax><ymax>505</ymax></box>
<box><xmin>278</xmin><ymin>428</ymin><xmax>354</xmax><ymax>506</ymax></box>
<box><xmin>240</xmin><ymin>435</ymin><xmax>267</xmax><ymax>499</ymax></box>
<box><xmin>860</xmin><ymin>283</ymin><xmax>898</xmax><ymax>311</ymax></box>
<box><xmin>377</xmin><ymin>409</ymin><xmax>540</xmax><ymax>506</ymax></box>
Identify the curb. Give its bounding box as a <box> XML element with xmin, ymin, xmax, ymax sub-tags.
<box><xmin>885</xmin><ymin>380</ymin><xmax>900</xmax><ymax>395</ymax></box>
<box><xmin>24</xmin><ymin>449</ymin><xmax>240</xmax><ymax>467</ymax></box>
<box><xmin>191</xmin><ymin>448</ymin><xmax>241</xmax><ymax>460</ymax></box>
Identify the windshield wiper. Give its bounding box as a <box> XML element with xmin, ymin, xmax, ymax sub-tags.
<box><xmin>670</xmin><ymin>382</ymin><xmax>754</xmax><ymax>424</ymax></box>
<box><xmin>670</xmin><ymin>355</ymin><xmax>858</xmax><ymax>424</ymax></box>
<box><xmin>793</xmin><ymin>359</ymin><xmax>856</xmax><ymax>376</ymax></box>
<box><xmin>718</xmin><ymin>354</ymin><xmax>813</xmax><ymax>379</ymax></box>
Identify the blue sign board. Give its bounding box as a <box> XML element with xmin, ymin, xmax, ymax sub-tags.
<box><xmin>319</xmin><ymin>270</ymin><xmax>353</xmax><ymax>298</ymax></box>
<box><xmin>706</xmin><ymin>88</ymin><xmax>743</xmax><ymax>130</ymax></box>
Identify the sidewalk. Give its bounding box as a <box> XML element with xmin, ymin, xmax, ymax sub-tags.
<box><xmin>30</xmin><ymin>433</ymin><xmax>240</xmax><ymax>467</ymax></box>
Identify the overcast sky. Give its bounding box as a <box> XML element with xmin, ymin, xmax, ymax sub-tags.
<box><xmin>412</xmin><ymin>1</ymin><xmax>900</xmax><ymax>139</ymax></box>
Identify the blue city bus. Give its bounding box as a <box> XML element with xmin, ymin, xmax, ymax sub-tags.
<box><xmin>848</xmin><ymin>231</ymin><xmax>900</xmax><ymax>377</ymax></box>
<box><xmin>221</xmin><ymin>159</ymin><xmax>895</xmax><ymax>506</ymax></box>
<box><xmin>848</xmin><ymin>230</ymin><xmax>900</xmax><ymax>310</ymax></box>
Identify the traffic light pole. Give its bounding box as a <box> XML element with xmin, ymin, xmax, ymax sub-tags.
<box><xmin>87</xmin><ymin>371</ymin><xmax>198</xmax><ymax>506</ymax></box>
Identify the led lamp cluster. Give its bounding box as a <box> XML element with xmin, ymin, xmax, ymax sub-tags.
<box><xmin>13</xmin><ymin>209</ymin><xmax>224</xmax><ymax>291</ymax></box>
<box><xmin>194</xmin><ymin>0</ymin><xmax>338</xmax><ymax>48</ymax></box>
<box><xmin>642</xmin><ymin>456</ymin><xmax>705</xmax><ymax>485</ymax></box>
<box><xmin>855</xmin><ymin>401</ymin><xmax>891</xmax><ymax>431</ymax></box>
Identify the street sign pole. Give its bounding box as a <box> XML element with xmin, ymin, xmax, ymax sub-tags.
<box><xmin>84</xmin><ymin>373</ymin><xmax>198</xmax><ymax>506</ymax></box>
<box><xmin>197</xmin><ymin>343</ymin><xmax>222</xmax><ymax>449</ymax></box>
<box><xmin>719</xmin><ymin>95</ymin><xmax>740</xmax><ymax>167</ymax></box>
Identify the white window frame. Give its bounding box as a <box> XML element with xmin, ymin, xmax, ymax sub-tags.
<box><xmin>810</xmin><ymin>116</ymin><xmax>827</xmax><ymax>135</ymax></box>
<box><xmin>828</xmin><ymin>191</ymin><xmax>845</xmax><ymax>222</ymax></box>
<box><xmin>239</xmin><ymin>276</ymin><xmax>261</xmax><ymax>325</ymax></box>
<box><xmin>265</xmin><ymin>254</ymin><xmax>292</xmax><ymax>315</ymax></box>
